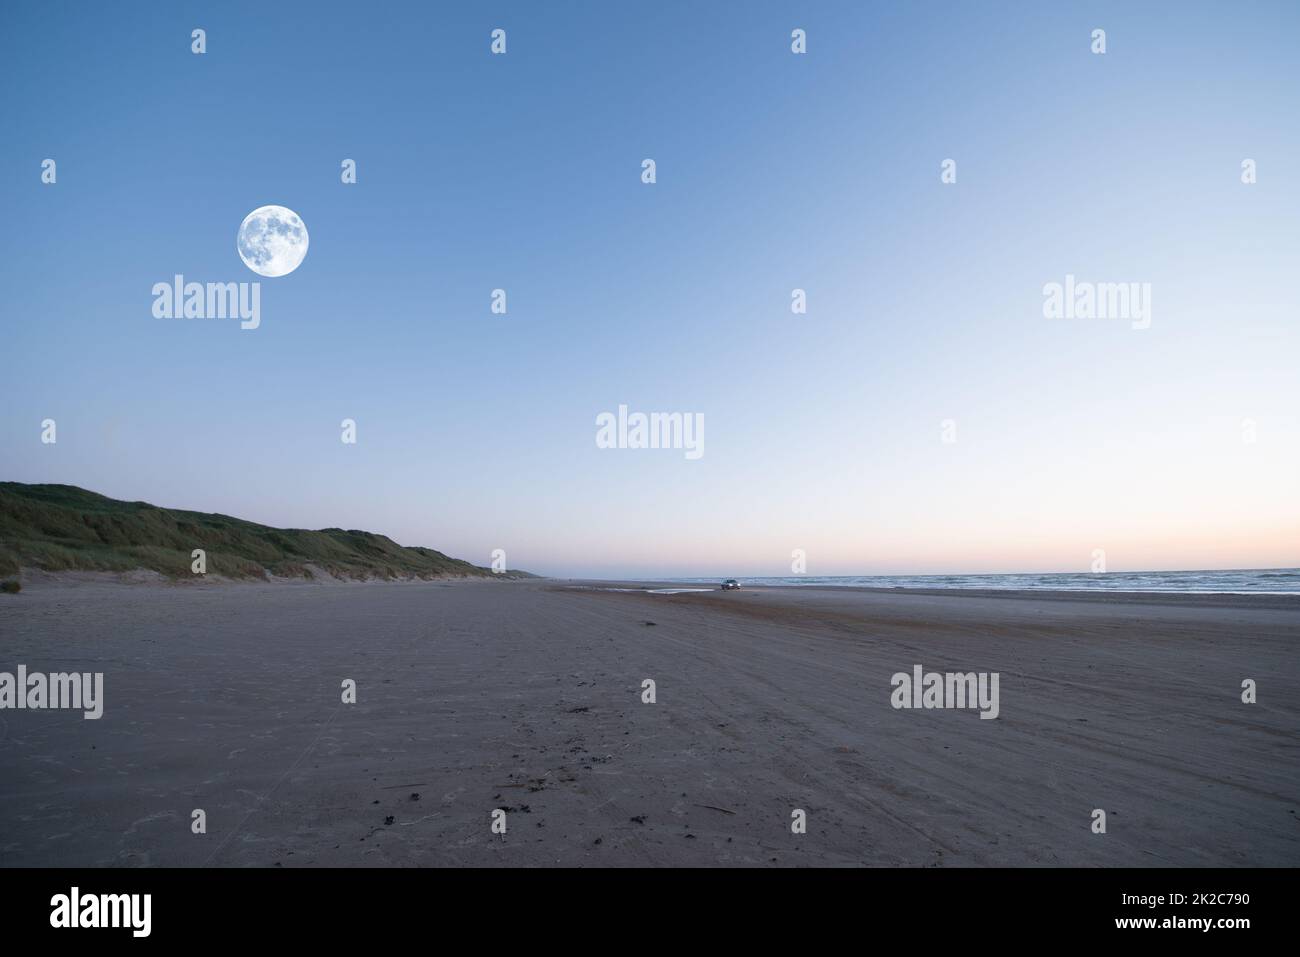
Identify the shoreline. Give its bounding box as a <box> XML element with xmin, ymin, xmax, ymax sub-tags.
<box><xmin>10</xmin><ymin>570</ymin><xmax>1300</xmax><ymax>613</ymax></box>
<box><xmin>555</xmin><ymin>579</ymin><xmax>1300</xmax><ymax>611</ymax></box>
<box><xmin>9</xmin><ymin>569</ymin><xmax>1298</xmax><ymax>605</ymax></box>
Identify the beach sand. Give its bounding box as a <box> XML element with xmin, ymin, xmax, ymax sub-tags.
<box><xmin>0</xmin><ymin>578</ymin><xmax>1296</xmax><ymax>867</ymax></box>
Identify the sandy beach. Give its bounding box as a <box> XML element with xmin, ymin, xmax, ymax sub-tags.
<box><xmin>1</xmin><ymin>578</ymin><xmax>1296</xmax><ymax>867</ymax></box>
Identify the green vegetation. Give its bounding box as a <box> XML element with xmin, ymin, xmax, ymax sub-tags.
<box><xmin>0</xmin><ymin>483</ymin><xmax>532</xmax><ymax>582</ymax></box>
<box><xmin>1</xmin><ymin>580</ymin><xmax>20</xmax><ymax>594</ymax></box>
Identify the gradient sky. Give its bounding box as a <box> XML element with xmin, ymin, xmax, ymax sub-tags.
<box><xmin>2</xmin><ymin>1</ymin><xmax>1297</xmax><ymax>578</ymax></box>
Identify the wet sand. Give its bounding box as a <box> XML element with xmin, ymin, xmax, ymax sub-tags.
<box><xmin>1</xmin><ymin>579</ymin><xmax>1297</xmax><ymax>866</ymax></box>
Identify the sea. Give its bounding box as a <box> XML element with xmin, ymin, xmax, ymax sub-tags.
<box><xmin>666</xmin><ymin>568</ymin><xmax>1300</xmax><ymax>595</ymax></box>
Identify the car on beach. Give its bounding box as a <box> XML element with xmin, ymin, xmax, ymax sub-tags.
<box><xmin>721</xmin><ymin>579</ymin><xmax>741</xmax><ymax>590</ymax></box>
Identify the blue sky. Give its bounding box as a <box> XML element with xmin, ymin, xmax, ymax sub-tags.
<box><xmin>2</xmin><ymin>1</ymin><xmax>1297</xmax><ymax>578</ymax></box>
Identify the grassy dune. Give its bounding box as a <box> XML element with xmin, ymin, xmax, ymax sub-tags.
<box><xmin>0</xmin><ymin>483</ymin><xmax>530</xmax><ymax>582</ymax></box>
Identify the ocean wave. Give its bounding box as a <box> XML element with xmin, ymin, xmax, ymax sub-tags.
<box><xmin>667</xmin><ymin>569</ymin><xmax>1300</xmax><ymax>595</ymax></box>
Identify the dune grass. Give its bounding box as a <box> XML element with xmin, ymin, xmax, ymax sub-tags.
<box><xmin>0</xmin><ymin>483</ymin><xmax>530</xmax><ymax>582</ymax></box>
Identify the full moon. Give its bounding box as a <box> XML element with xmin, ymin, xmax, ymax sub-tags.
<box><xmin>236</xmin><ymin>205</ymin><xmax>309</xmax><ymax>277</ymax></box>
